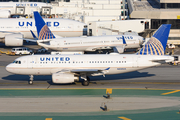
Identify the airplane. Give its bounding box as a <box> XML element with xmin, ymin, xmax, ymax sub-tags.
<box><xmin>6</xmin><ymin>24</ymin><xmax>174</xmax><ymax>86</ymax></box>
<box><xmin>27</xmin><ymin>11</ymin><xmax>144</xmax><ymax>53</ymax></box>
<box><xmin>0</xmin><ymin>16</ymin><xmax>87</xmax><ymax>46</ymax></box>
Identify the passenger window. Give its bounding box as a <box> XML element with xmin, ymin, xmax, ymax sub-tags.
<box><xmin>19</xmin><ymin>61</ymin><xmax>21</xmax><ymax>64</ymax></box>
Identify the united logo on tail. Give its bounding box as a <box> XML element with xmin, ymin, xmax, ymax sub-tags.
<box><xmin>137</xmin><ymin>24</ymin><xmax>171</xmax><ymax>55</ymax></box>
<box><xmin>38</xmin><ymin>25</ymin><xmax>55</xmax><ymax>40</ymax></box>
<box><xmin>137</xmin><ymin>37</ymin><xmax>164</xmax><ymax>55</ymax></box>
<box><xmin>34</xmin><ymin>11</ymin><xmax>56</xmax><ymax>40</ymax></box>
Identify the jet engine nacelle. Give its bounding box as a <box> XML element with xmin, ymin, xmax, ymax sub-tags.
<box><xmin>52</xmin><ymin>73</ymin><xmax>79</xmax><ymax>83</ymax></box>
<box><xmin>0</xmin><ymin>10</ymin><xmax>11</xmax><ymax>18</ymax></box>
<box><xmin>5</xmin><ymin>34</ymin><xmax>23</xmax><ymax>46</ymax></box>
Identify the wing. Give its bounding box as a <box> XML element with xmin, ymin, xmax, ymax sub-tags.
<box><xmin>57</xmin><ymin>67</ymin><xmax>110</xmax><ymax>76</ymax></box>
<box><xmin>0</xmin><ymin>31</ymin><xmax>21</xmax><ymax>34</ymax></box>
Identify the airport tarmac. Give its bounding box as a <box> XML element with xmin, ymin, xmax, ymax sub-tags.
<box><xmin>1</xmin><ymin>44</ymin><xmax>180</xmax><ymax>120</ymax></box>
<box><xmin>0</xmin><ymin>89</ymin><xmax>180</xmax><ymax>120</ymax></box>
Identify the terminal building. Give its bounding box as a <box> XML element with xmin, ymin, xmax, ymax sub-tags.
<box><xmin>128</xmin><ymin>0</ymin><xmax>180</xmax><ymax>45</ymax></box>
<box><xmin>0</xmin><ymin>0</ymin><xmax>129</xmax><ymax>24</ymax></box>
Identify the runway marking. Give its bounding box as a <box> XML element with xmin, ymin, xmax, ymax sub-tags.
<box><xmin>106</xmin><ymin>88</ymin><xmax>112</xmax><ymax>94</ymax></box>
<box><xmin>45</xmin><ymin>118</ymin><xmax>52</xmax><ymax>120</ymax></box>
<box><xmin>0</xmin><ymin>88</ymin><xmax>180</xmax><ymax>90</ymax></box>
<box><xmin>118</xmin><ymin>117</ymin><xmax>131</xmax><ymax>120</ymax></box>
<box><xmin>161</xmin><ymin>90</ymin><xmax>180</xmax><ymax>95</ymax></box>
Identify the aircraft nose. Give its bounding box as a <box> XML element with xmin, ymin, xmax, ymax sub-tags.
<box><xmin>6</xmin><ymin>64</ymin><xmax>13</xmax><ymax>73</ymax></box>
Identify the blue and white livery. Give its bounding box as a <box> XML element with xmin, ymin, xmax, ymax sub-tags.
<box><xmin>30</xmin><ymin>11</ymin><xmax>143</xmax><ymax>53</ymax></box>
<box><xmin>0</xmin><ymin>12</ymin><xmax>86</xmax><ymax>46</ymax></box>
<box><xmin>6</xmin><ymin>24</ymin><xmax>174</xmax><ymax>86</ymax></box>
<box><xmin>137</xmin><ymin>24</ymin><xmax>171</xmax><ymax>55</ymax></box>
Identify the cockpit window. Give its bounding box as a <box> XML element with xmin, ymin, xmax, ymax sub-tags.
<box><xmin>13</xmin><ymin>60</ymin><xmax>21</xmax><ymax>64</ymax></box>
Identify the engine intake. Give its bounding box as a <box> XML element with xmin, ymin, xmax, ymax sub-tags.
<box><xmin>52</xmin><ymin>73</ymin><xmax>79</xmax><ymax>84</ymax></box>
<box><xmin>5</xmin><ymin>34</ymin><xmax>23</xmax><ymax>46</ymax></box>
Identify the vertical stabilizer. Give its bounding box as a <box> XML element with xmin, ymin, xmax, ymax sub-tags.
<box><xmin>137</xmin><ymin>24</ymin><xmax>171</xmax><ymax>55</ymax></box>
<box><xmin>33</xmin><ymin>11</ymin><xmax>55</xmax><ymax>40</ymax></box>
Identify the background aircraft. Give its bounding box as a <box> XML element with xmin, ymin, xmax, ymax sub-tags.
<box><xmin>6</xmin><ymin>24</ymin><xmax>173</xmax><ymax>86</ymax></box>
<box><xmin>28</xmin><ymin>11</ymin><xmax>144</xmax><ymax>53</ymax></box>
<box><xmin>0</xmin><ymin>16</ymin><xmax>87</xmax><ymax>46</ymax></box>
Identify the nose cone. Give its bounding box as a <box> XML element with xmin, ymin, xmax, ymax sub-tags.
<box><xmin>6</xmin><ymin>63</ymin><xmax>13</xmax><ymax>73</ymax></box>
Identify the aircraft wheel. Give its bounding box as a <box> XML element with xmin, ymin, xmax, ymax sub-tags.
<box><xmin>82</xmin><ymin>80</ymin><xmax>89</xmax><ymax>86</ymax></box>
<box><xmin>28</xmin><ymin>80</ymin><xmax>33</xmax><ymax>85</ymax></box>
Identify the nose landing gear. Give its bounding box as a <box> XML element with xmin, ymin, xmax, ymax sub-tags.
<box><xmin>28</xmin><ymin>75</ymin><xmax>34</xmax><ymax>85</ymax></box>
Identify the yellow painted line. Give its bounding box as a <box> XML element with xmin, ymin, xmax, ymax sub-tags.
<box><xmin>100</xmin><ymin>82</ymin><xmax>180</xmax><ymax>85</ymax></box>
<box><xmin>45</xmin><ymin>118</ymin><xmax>52</xmax><ymax>120</ymax></box>
<box><xmin>106</xmin><ymin>88</ymin><xmax>112</xmax><ymax>94</ymax></box>
<box><xmin>161</xmin><ymin>90</ymin><xmax>180</xmax><ymax>95</ymax></box>
<box><xmin>0</xmin><ymin>88</ymin><xmax>179</xmax><ymax>90</ymax></box>
<box><xmin>118</xmin><ymin>117</ymin><xmax>131</xmax><ymax>120</ymax></box>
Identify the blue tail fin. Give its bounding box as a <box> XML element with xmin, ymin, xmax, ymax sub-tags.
<box><xmin>137</xmin><ymin>24</ymin><xmax>171</xmax><ymax>55</ymax></box>
<box><xmin>33</xmin><ymin>11</ymin><xmax>55</xmax><ymax>40</ymax></box>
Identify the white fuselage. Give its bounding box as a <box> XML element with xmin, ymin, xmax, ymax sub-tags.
<box><xmin>6</xmin><ymin>54</ymin><xmax>173</xmax><ymax>76</ymax></box>
<box><xmin>0</xmin><ymin>18</ymin><xmax>86</xmax><ymax>38</ymax></box>
<box><xmin>39</xmin><ymin>35</ymin><xmax>144</xmax><ymax>51</ymax></box>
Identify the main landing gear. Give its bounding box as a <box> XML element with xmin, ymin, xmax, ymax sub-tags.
<box><xmin>28</xmin><ymin>75</ymin><xmax>34</xmax><ymax>85</ymax></box>
<box><xmin>81</xmin><ymin>76</ymin><xmax>90</xmax><ymax>86</ymax></box>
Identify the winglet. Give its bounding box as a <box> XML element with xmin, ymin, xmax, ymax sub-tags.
<box><xmin>30</xmin><ymin>30</ymin><xmax>38</xmax><ymax>40</ymax></box>
<box><xmin>137</xmin><ymin>24</ymin><xmax>171</xmax><ymax>55</ymax></box>
<box><xmin>33</xmin><ymin>11</ymin><xmax>55</xmax><ymax>40</ymax></box>
<box><xmin>105</xmin><ymin>67</ymin><xmax>110</xmax><ymax>70</ymax></box>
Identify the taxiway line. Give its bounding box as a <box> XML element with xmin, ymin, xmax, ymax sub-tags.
<box><xmin>118</xmin><ymin>117</ymin><xmax>131</xmax><ymax>120</ymax></box>
<box><xmin>161</xmin><ymin>90</ymin><xmax>180</xmax><ymax>95</ymax></box>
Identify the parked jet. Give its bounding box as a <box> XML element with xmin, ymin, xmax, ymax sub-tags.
<box><xmin>0</xmin><ymin>16</ymin><xmax>87</xmax><ymax>46</ymax></box>
<box><xmin>6</xmin><ymin>24</ymin><xmax>173</xmax><ymax>86</ymax></box>
<box><xmin>27</xmin><ymin>11</ymin><xmax>144</xmax><ymax>53</ymax></box>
